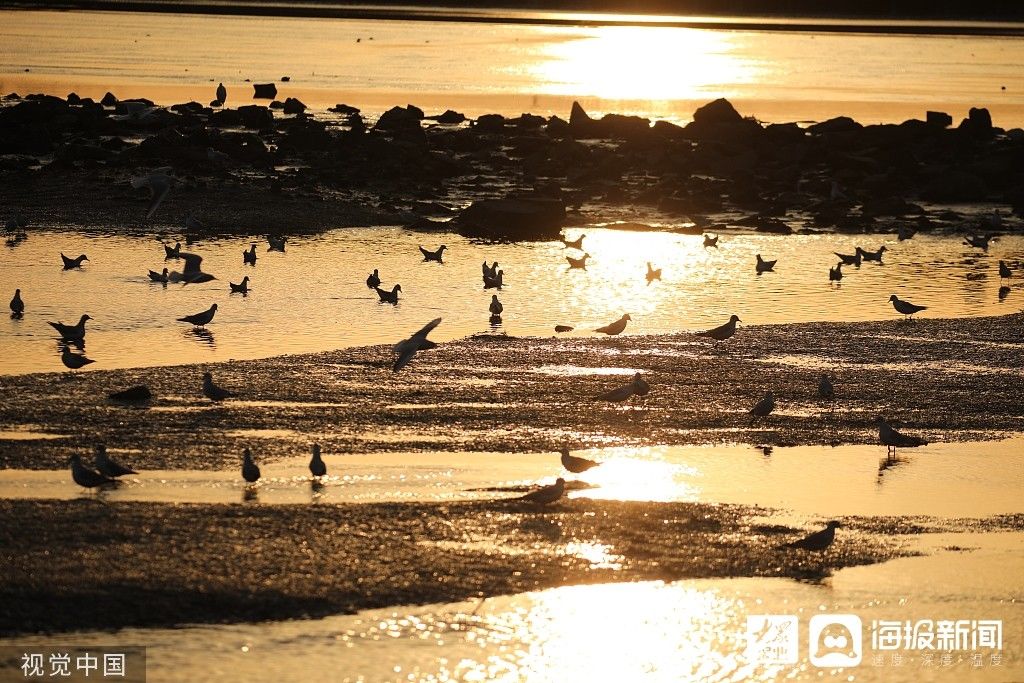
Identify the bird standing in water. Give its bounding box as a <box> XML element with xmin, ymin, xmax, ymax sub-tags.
<box><xmin>309</xmin><ymin>444</ymin><xmax>327</xmax><ymax>477</ymax></box>
<box><xmin>781</xmin><ymin>521</ymin><xmax>841</xmax><ymax>551</ymax></box>
<box><xmin>242</xmin><ymin>448</ymin><xmax>261</xmax><ymax>483</ymax></box>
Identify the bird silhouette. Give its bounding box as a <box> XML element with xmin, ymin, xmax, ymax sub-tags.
<box><xmin>835</xmin><ymin>251</ymin><xmax>861</xmax><ymax>266</ymax></box>
<box><xmin>366</xmin><ymin>269</ymin><xmax>381</xmax><ymax>288</ymax></box>
<box><xmin>889</xmin><ymin>295</ymin><xmax>926</xmax><ymax>321</ymax></box>
<box><xmin>70</xmin><ymin>454</ymin><xmax>114</xmax><ymax>489</ymax></box>
<box><xmin>750</xmin><ymin>391</ymin><xmax>775</xmax><ymax>417</ymax></box>
<box><xmin>818</xmin><ymin>375</ymin><xmax>835</xmax><ymax>400</ymax></box>
<box><xmin>309</xmin><ymin>444</ymin><xmax>327</xmax><ymax>477</ymax></box>
<box><xmin>646</xmin><ymin>262</ymin><xmax>662</xmax><ymax>283</ymax></box>
<box><xmin>561</xmin><ymin>234</ymin><xmax>584</xmax><ymax>250</ymax></box>
<box><xmin>963</xmin><ymin>234</ymin><xmax>992</xmax><ymax>249</ymax></box>
<box><xmin>489</xmin><ymin>295</ymin><xmax>503</xmax><ymax>316</ymax></box>
<box><xmin>61</xmin><ymin>346</ymin><xmax>95</xmax><ymax>370</ymax></box>
<box><xmin>696</xmin><ymin>314</ymin><xmax>740</xmax><ymax>342</ymax></box>
<box><xmin>49</xmin><ymin>314</ymin><xmax>91</xmax><ymax>341</ymax></box>
<box><xmin>595</xmin><ymin>313</ymin><xmax>630</xmax><ymax>336</ymax></box>
<box><xmin>999</xmin><ymin>260</ymin><xmax>1012</xmax><ymax>281</ymax></box>
<box><xmin>518</xmin><ymin>477</ymin><xmax>565</xmax><ymax>505</ymax></box>
<box><xmin>267</xmin><ymin>235</ymin><xmax>287</xmax><ymax>252</ymax></box>
<box><xmin>216</xmin><ymin>82</ymin><xmax>227</xmax><ymax>105</ymax></box>
<box><xmin>755</xmin><ymin>254</ymin><xmax>776</xmax><ymax>273</ymax></box>
<box><xmin>419</xmin><ymin>245</ymin><xmax>447</xmax><ymax>262</ymax></box>
<box><xmin>878</xmin><ymin>418</ymin><xmax>928</xmax><ymax>454</ymax></box>
<box><xmin>857</xmin><ymin>245</ymin><xmax>887</xmax><ymax>262</ymax></box>
<box><xmin>483</xmin><ymin>270</ymin><xmax>504</xmax><ymax>289</ymax></box>
<box><xmin>566</xmin><ymin>253</ymin><xmax>589</xmax><ymax>269</ymax></box>
<box><xmin>10</xmin><ymin>289</ymin><xmax>24</xmax><ymax>315</ymax></box>
<box><xmin>703</xmin><ymin>234</ymin><xmax>719</xmax><ymax>248</ymax></box>
<box><xmin>149</xmin><ymin>268</ymin><xmax>169</xmax><ymax>283</ymax></box>
<box><xmin>242</xmin><ymin>448</ymin><xmax>261</xmax><ymax>483</ymax></box>
<box><xmin>781</xmin><ymin>521</ymin><xmax>840</xmax><ymax>551</ymax></box>
<box><xmin>169</xmin><ymin>252</ymin><xmax>215</xmax><ymax>284</ymax></box>
<box><xmin>94</xmin><ymin>444</ymin><xmax>137</xmax><ymax>477</ymax></box>
<box><xmin>560</xmin><ymin>448</ymin><xmax>600</xmax><ymax>473</ymax></box>
<box><xmin>230</xmin><ymin>276</ymin><xmax>250</xmax><ymax>294</ymax></box>
<box><xmin>202</xmin><ymin>371</ymin><xmax>233</xmax><ymax>401</ymax></box>
<box><xmin>243</xmin><ymin>243</ymin><xmax>258</xmax><ymax>266</ymax></box>
<box><xmin>829</xmin><ymin>263</ymin><xmax>843</xmax><ymax>282</ymax></box>
<box><xmin>177</xmin><ymin>303</ymin><xmax>218</xmax><ymax>327</ymax></box>
<box><xmin>61</xmin><ymin>253</ymin><xmax>89</xmax><ymax>270</ymax></box>
<box><xmin>376</xmin><ymin>284</ymin><xmax>401</xmax><ymax>304</ymax></box>
<box><xmin>393</xmin><ymin>318</ymin><xmax>442</xmax><ymax>372</ymax></box>
<box><xmin>164</xmin><ymin>242</ymin><xmax>182</xmax><ymax>259</ymax></box>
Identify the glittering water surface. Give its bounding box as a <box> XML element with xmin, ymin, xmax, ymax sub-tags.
<box><xmin>1</xmin><ymin>228</ymin><xmax>1021</xmax><ymax>375</ymax></box>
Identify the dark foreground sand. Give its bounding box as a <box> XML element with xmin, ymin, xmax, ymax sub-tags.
<box><xmin>4</xmin><ymin>497</ymin><xmax>1021</xmax><ymax>635</ymax></box>
<box><xmin>1</xmin><ymin>313</ymin><xmax>1022</xmax><ymax>470</ymax></box>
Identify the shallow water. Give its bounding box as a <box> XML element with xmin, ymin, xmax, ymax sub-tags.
<box><xmin>3</xmin><ymin>533</ymin><xmax>1020</xmax><ymax>682</ymax></box>
<box><xmin>3</xmin><ymin>438</ymin><xmax>1021</xmax><ymax>518</ymax></box>
<box><xmin>3</xmin><ymin>9</ymin><xmax>1024</xmax><ymax>126</ymax></box>
<box><xmin>1</xmin><ymin>227</ymin><xmax>1022</xmax><ymax>375</ymax></box>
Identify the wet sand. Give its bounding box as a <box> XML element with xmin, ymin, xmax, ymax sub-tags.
<box><xmin>1</xmin><ymin>312</ymin><xmax>1022</xmax><ymax>470</ymax></box>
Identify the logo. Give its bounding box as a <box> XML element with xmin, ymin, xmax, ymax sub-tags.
<box><xmin>746</xmin><ymin>615</ymin><xmax>798</xmax><ymax>664</ymax></box>
<box><xmin>809</xmin><ymin>614</ymin><xmax>863</xmax><ymax>667</ymax></box>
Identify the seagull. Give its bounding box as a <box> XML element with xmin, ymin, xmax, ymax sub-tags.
<box><xmin>561</xmin><ymin>234</ymin><xmax>584</xmax><ymax>250</ymax></box>
<box><xmin>130</xmin><ymin>171</ymin><xmax>174</xmax><ymax>218</ymax></box>
<box><xmin>781</xmin><ymin>521</ymin><xmax>841</xmax><ymax>551</ymax></box>
<box><xmin>696</xmin><ymin>314</ymin><xmax>740</xmax><ymax>342</ymax></box>
<box><xmin>646</xmin><ymin>262</ymin><xmax>662</xmax><ymax>283</ymax></box>
<box><xmin>242</xmin><ymin>448</ymin><xmax>261</xmax><ymax>483</ymax></box>
<box><xmin>229</xmin><ymin>276</ymin><xmax>250</xmax><ymax>294</ymax></box>
<box><xmin>489</xmin><ymin>295</ymin><xmax>503</xmax><ymax>316</ymax></box>
<box><xmin>164</xmin><ymin>241</ymin><xmax>182</xmax><ymax>259</ymax></box>
<box><xmin>567</xmin><ymin>253</ymin><xmax>589</xmax><ymax>269</ymax></box>
<box><xmin>94</xmin><ymin>444</ymin><xmax>137</xmax><ymax>477</ymax></box>
<box><xmin>703</xmin><ymin>234</ymin><xmax>719</xmax><ymax>248</ymax></box>
<box><xmin>878</xmin><ymin>418</ymin><xmax>928</xmax><ymax>454</ymax></box>
<box><xmin>857</xmin><ymin>245</ymin><xmax>887</xmax><ymax>262</ymax></box>
<box><xmin>376</xmin><ymin>284</ymin><xmax>402</xmax><ymax>304</ymax></box>
<box><xmin>897</xmin><ymin>225</ymin><xmax>916</xmax><ymax>241</ymax></box>
<box><xmin>560</xmin><ymin>447</ymin><xmax>600</xmax><ymax>473</ymax></box>
<box><xmin>595</xmin><ymin>313</ymin><xmax>630</xmax><ymax>336</ymax></box>
<box><xmin>518</xmin><ymin>477</ymin><xmax>565</xmax><ymax>505</ymax></box>
<box><xmin>178</xmin><ymin>303</ymin><xmax>218</xmax><ymax>327</ymax></box>
<box><xmin>148</xmin><ymin>268</ymin><xmax>169</xmax><ymax>283</ymax></box>
<box><xmin>632</xmin><ymin>371</ymin><xmax>650</xmax><ymax>396</ymax></box>
<box><xmin>393</xmin><ymin>317</ymin><xmax>441</xmax><ymax>372</ymax></box>
<box><xmin>61</xmin><ymin>253</ymin><xmax>89</xmax><ymax>270</ymax></box>
<box><xmin>964</xmin><ymin>234</ymin><xmax>992</xmax><ymax>249</ymax></box>
<box><xmin>309</xmin><ymin>444</ymin><xmax>327</xmax><ymax>477</ymax></box>
<box><xmin>999</xmin><ymin>260</ymin><xmax>1012</xmax><ymax>281</ymax></box>
<box><xmin>243</xmin><ymin>243</ymin><xmax>258</xmax><ymax>266</ymax></box>
<box><xmin>216</xmin><ymin>82</ymin><xmax>227</xmax><ymax>105</ymax></box>
<box><xmin>419</xmin><ymin>245</ymin><xmax>447</xmax><ymax>262</ymax></box>
<box><xmin>267</xmin><ymin>235</ymin><xmax>287</xmax><ymax>252</ymax></box>
<box><xmin>202</xmin><ymin>370</ymin><xmax>233</xmax><ymax>400</ymax></box>
<box><xmin>818</xmin><ymin>375</ymin><xmax>834</xmax><ymax>399</ymax></box>
<box><xmin>366</xmin><ymin>269</ymin><xmax>380</xmax><ymax>288</ymax></box>
<box><xmin>750</xmin><ymin>391</ymin><xmax>775</xmax><ymax>417</ymax></box>
<box><xmin>483</xmin><ymin>270</ymin><xmax>504</xmax><ymax>289</ymax></box>
<box><xmin>169</xmin><ymin>252</ymin><xmax>216</xmax><ymax>284</ymax></box>
<box><xmin>834</xmin><ymin>251</ymin><xmax>861</xmax><ymax>266</ymax></box>
<box><xmin>889</xmin><ymin>294</ymin><xmax>926</xmax><ymax>320</ymax></box>
<box><xmin>482</xmin><ymin>261</ymin><xmax>500</xmax><ymax>280</ymax></box>
<box><xmin>10</xmin><ymin>289</ymin><xmax>24</xmax><ymax>315</ymax></box>
<box><xmin>596</xmin><ymin>377</ymin><xmax>638</xmax><ymax>402</ymax></box>
<box><xmin>61</xmin><ymin>346</ymin><xmax>95</xmax><ymax>370</ymax></box>
<box><xmin>48</xmin><ymin>314</ymin><xmax>91</xmax><ymax>341</ymax></box>
<box><xmin>829</xmin><ymin>263</ymin><xmax>843</xmax><ymax>281</ymax></box>
<box><xmin>755</xmin><ymin>254</ymin><xmax>776</xmax><ymax>273</ymax></box>
<box><xmin>70</xmin><ymin>454</ymin><xmax>114</xmax><ymax>489</ymax></box>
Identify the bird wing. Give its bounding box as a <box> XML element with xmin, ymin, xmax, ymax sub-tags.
<box><xmin>180</xmin><ymin>252</ymin><xmax>203</xmax><ymax>275</ymax></box>
<box><xmin>410</xmin><ymin>317</ymin><xmax>442</xmax><ymax>342</ymax></box>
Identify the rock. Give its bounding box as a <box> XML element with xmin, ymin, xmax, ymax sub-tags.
<box><xmin>926</xmin><ymin>110</ymin><xmax>953</xmax><ymax>128</ymax></box>
<box><xmin>280</xmin><ymin>76</ymin><xmax>291</xmax><ymax>82</ymax></box>
<box><xmin>282</xmin><ymin>97</ymin><xmax>307</xmax><ymax>115</ymax></box>
<box><xmin>569</xmin><ymin>101</ymin><xmax>593</xmax><ymax>128</ymax></box>
<box><xmin>511</xmin><ymin>113</ymin><xmax>545</xmax><ymax>128</ymax></box>
<box><xmin>170</xmin><ymin>101</ymin><xmax>206</xmax><ymax>115</ymax></box>
<box><xmin>108</xmin><ymin>385</ymin><xmax>153</xmax><ymax>402</ymax></box>
<box><xmin>456</xmin><ymin>197</ymin><xmax>566</xmax><ymax>240</ymax></box>
<box><xmin>473</xmin><ymin>114</ymin><xmax>506</xmax><ymax>134</ymax></box>
<box><xmin>208</xmin><ymin>108</ymin><xmax>242</xmax><ymax>127</ymax></box>
<box><xmin>374</xmin><ymin>105</ymin><xmax>424</xmax><ymax>140</ymax></box>
<box><xmin>651</xmin><ymin>120</ymin><xmax>686</xmax><ymax>138</ymax></box>
<box><xmin>921</xmin><ymin>170</ymin><xmax>987</xmax><ymax>202</ymax></box>
<box><xmin>210</xmin><ymin>99</ymin><xmax>222</xmax><ymax>107</ymax></box>
<box><xmin>252</xmin><ymin>83</ymin><xmax>277</xmax><ymax>99</ymax></box>
<box><xmin>237</xmin><ymin>105</ymin><xmax>274</xmax><ymax>130</ymax></box>
<box><xmin>808</xmin><ymin>116</ymin><xmax>862</xmax><ymax>135</ymax></box>
<box><xmin>433</xmin><ymin>109</ymin><xmax>466</xmax><ymax>124</ymax></box>
<box><xmin>100</xmin><ymin>92</ymin><xmax>118</xmax><ymax>107</ymax></box>
<box><xmin>692</xmin><ymin>98</ymin><xmax>742</xmax><ymax>125</ymax></box>
<box><xmin>406</xmin><ymin>104</ymin><xmax>425</xmax><ymax>119</ymax></box>
<box><xmin>66</xmin><ymin>92</ymin><xmax>81</xmax><ymax>105</ymax></box>
<box><xmin>958</xmin><ymin>107</ymin><xmax>993</xmax><ymax>136</ymax></box>
<box><xmin>269</xmin><ymin>100</ymin><xmax>285</xmax><ymax>109</ymax></box>
<box><xmin>329</xmin><ymin>103</ymin><xmax>360</xmax><ymax>115</ymax></box>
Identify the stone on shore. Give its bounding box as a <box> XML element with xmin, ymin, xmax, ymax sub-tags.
<box><xmin>455</xmin><ymin>197</ymin><xmax>566</xmax><ymax>240</ymax></box>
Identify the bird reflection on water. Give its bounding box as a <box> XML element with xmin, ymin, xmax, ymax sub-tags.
<box><xmin>186</xmin><ymin>328</ymin><xmax>216</xmax><ymax>348</ymax></box>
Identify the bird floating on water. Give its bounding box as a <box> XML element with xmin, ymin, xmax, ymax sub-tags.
<box><xmin>566</xmin><ymin>253</ymin><xmax>589</xmax><ymax>269</ymax></box>
<box><xmin>646</xmin><ymin>262</ymin><xmax>662</xmax><ymax>283</ymax></box>
<box><xmin>703</xmin><ymin>234</ymin><xmax>719</xmax><ymax>248</ymax></box>
<box><xmin>595</xmin><ymin>313</ymin><xmax>630</xmax><ymax>336</ymax></box>
<box><xmin>781</xmin><ymin>521</ymin><xmax>840</xmax><ymax>551</ymax></box>
<box><xmin>202</xmin><ymin>370</ymin><xmax>233</xmax><ymax>401</ymax></box>
<box><xmin>963</xmin><ymin>234</ymin><xmax>993</xmax><ymax>249</ymax></box>
<box><xmin>10</xmin><ymin>289</ymin><xmax>24</xmax><ymax>315</ymax></box>
<box><xmin>393</xmin><ymin>317</ymin><xmax>441</xmax><ymax>372</ymax></box>
<box><xmin>243</xmin><ymin>243</ymin><xmax>258</xmax><ymax>266</ymax></box>
<box><xmin>230</xmin><ymin>276</ymin><xmax>250</xmax><ymax>294</ymax></box>
<box><xmin>489</xmin><ymin>295</ymin><xmax>503</xmax><ymax>316</ymax></box>
<box><xmin>61</xmin><ymin>346</ymin><xmax>95</xmax><ymax>370</ymax></box>
<box><xmin>483</xmin><ymin>270</ymin><xmax>504</xmax><ymax>289</ymax></box>
<box><xmin>419</xmin><ymin>244</ymin><xmax>446</xmax><ymax>262</ymax></box>
<box><xmin>696</xmin><ymin>314</ymin><xmax>740</xmax><ymax>342</ymax></box>
<box><xmin>834</xmin><ymin>251</ymin><xmax>861</xmax><ymax>266</ymax></box>
<box><xmin>889</xmin><ymin>294</ymin><xmax>926</xmax><ymax>321</ymax></box>
<box><xmin>148</xmin><ymin>268</ymin><xmax>169</xmax><ymax>283</ymax></box>
<box><xmin>561</xmin><ymin>234</ymin><xmax>584</xmax><ymax>250</ymax></box>
<box><xmin>829</xmin><ymin>263</ymin><xmax>843</xmax><ymax>281</ymax></box>
<box><xmin>366</xmin><ymin>269</ymin><xmax>380</xmax><ymax>288</ymax></box>
<box><xmin>755</xmin><ymin>254</ymin><xmax>776</xmax><ymax>273</ymax></box>
<box><xmin>130</xmin><ymin>171</ymin><xmax>174</xmax><ymax>218</ymax></box>
<box><xmin>49</xmin><ymin>314</ymin><xmax>91</xmax><ymax>341</ymax></box>
<box><xmin>878</xmin><ymin>418</ymin><xmax>928</xmax><ymax>454</ymax></box>
<box><xmin>857</xmin><ymin>245</ymin><xmax>886</xmax><ymax>262</ymax></box>
<box><xmin>518</xmin><ymin>477</ymin><xmax>565</xmax><ymax>505</ymax></box>
<box><xmin>169</xmin><ymin>252</ymin><xmax>215</xmax><ymax>284</ymax></box>
<box><xmin>482</xmin><ymin>261</ymin><xmax>500</xmax><ymax>281</ymax></box>
<box><xmin>61</xmin><ymin>253</ymin><xmax>89</xmax><ymax>270</ymax></box>
<box><xmin>164</xmin><ymin>241</ymin><xmax>182</xmax><ymax>259</ymax></box>
<box><xmin>70</xmin><ymin>454</ymin><xmax>114</xmax><ymax>489</ymax></box>
<box><xmin>178</xmin><ymin>303</ymin><xmax>218</xmax><ymax>327</ymax></box>
<box><xmin>560</xmin><ymin>447</ymin><xmax>600</xmax><ymax>473</ymax></box>
<box><xmin>749</xmin><ymin>391</ymin><xmax>775</xmax><ymax>417</ymax></box>
<box><xmin>95</xmin><ymin>444</ymin><xmax>137</xmax><ymax>478</ymax></box>
<box><xmin>309</xmin><ymin>444</ymin><xmax>327</xmax><ymax>477</ymax></box>
<box><xmin>376</xmin><ymin>284</ymin><xmax>401</xmax><ymax>304</ymax></box>
<box><xmin>267</xmin><ymin>235</ymin><xmax>287</xmax><ymax>252</ymax></box>
<box><xmin>897</xmin><ymin>225</ymin><xmax>916</xmax><ymax>241</ymax></box>
<box><xmin>242</xmin><ymin>448</ymin><xmax>261</xmax><ymax>483</ymax></box>
<box><xmin>999</xmin><ymin>260</ymin><xmax>1012</xmax><ymax>281</ymax></box>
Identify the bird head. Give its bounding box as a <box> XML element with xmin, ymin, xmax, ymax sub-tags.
<box><xmin>730</xmin><ymin>314</ymin><xmax>741</xmax><ymax>323</ymax></box>
<box><xmin>394</xmin><ymin>284</ymin><xmax>402</xmax><ymax>293</ymax></box>
<box><xmin>439</xmin><ymin>245</ymin><xmax>447</xmax><ymax>251</ymax></box>
<box><xmin>888</xmin><ymin>295</ymin><xmax>898</xmax><ymax>302</ymax></box>
<box><xmin>162</xmin><ymin>268</ymin><xmax>168</xmax><ymax>275</ymax></box>
<box><xmin>203</xmin><ymin>371</ymin><xmax>213</xmax><ymax>381</ymax></box>
<box><xmin>81</xmin><ymin>255</ymin><xmax>89</xmax><ymax>261</ymax></box>
<box><xmin>312</xmin><ymin>444</ymin><xmax>321</xmax><ymax>457</ymax></box>
<box><xmin>555</xmin><ymin>477</ymin><xmax>566</xmax><ymax>485</ymax></box>
<box><xmin>242</xmin><ymin>276</ymin><xmax>249</xmax><ymax>283</ymax></box>
<box><xmin>880</xmin><ymin>246</ymin><xmax>888</xmax><ymax>252</ymax></box>
<box><xmin>491</xmin><ymin>294</ymin><xmax>498</xmax><ymax>300</ymax></box>
<box><xmin>81</xmin><ymin>314</ymin><xmax>92</xmax><ymax>322</ymax></box>
<box><xmin>826</xmin><ymin>520</ymin><xmax>842</xmax><ymax>529</ymax></box>
<box><xmin>211</xmin><ymin>303</ymin><xmax>219</xmax><ymax>310</ymax></box>
<box><xmin>623</xmin><ymin>313</ymin><xmax>632</xmax><ymax>321</ymax></box>
<box><xmin>242</xmin><ymin>448</ymin><xmax>252</xmax><ymax>460</ymax></box>
<box><xmin>372</xmin><ymin>268</ymin><xmax>378</xmax><ymax>275</ymax></box>
<box><xmin>14</xmin><ymin>289</ymin><xmax>20</xmax><ymax>295</ymax></box>
<box><xmin>94</xmin><ymin>444</ymin><xmax>106</xmax><ymax>455</ymax></box>
<box><xmin>69</xmin><ymin>454</ymin><xmax>80</xmax><ymax>464</ymax></box>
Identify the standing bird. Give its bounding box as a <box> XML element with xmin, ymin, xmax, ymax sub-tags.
<box><xmin>595</xmin><ymin>313</ymin><xmax>630</xmax><ymax>336</ymax></box>
<box><xmin>164</xmin><ymin>242</ymin><xmax>182</xmax><ymax>259</ymax></box>
<box><xmin>999</xmin><ymin>260</ymin><xmax>1012</xmax><ymax>282</ymax></box>
<box><xmin>177</xmin><ymin>303</ymin><xmax>218</xmax><ymax>327</ymax></box>
<box><xmin>94</xmin><ymin>444</ymin><xmax>137</xmax><ymax>478</ymax></box>
<box><xmin>566</xmin><ymin>253</ymin><xmax>589</xmax><ymax>269</ymax></box>
<box><xmin>560</xmin><ymin>448</ymin><xmax>600</xmax><ymax>473</ymax></box>
<box><xmin>61</xmin><ymin>253</ymin><xmax>89</xmax><ymax>270</ymax></box>
<box><xmin>243</xmin><ymin>243</ymin><xmax>258</xmax><ymax>266</ymax></box>
<box><xmin>703</xmin><ymin>234</ymin><xmax>719</xmax><ymax>248</ymax></box>
<box><xmin>393</xmin><ymin>317</ymin><xmax>442</xmax><ymax>372</ymax></box>
<box><xmin>781</xmin><ymin>521</ymin><xmax>841</xmax><ymax>551</ymax></box>
<box><xmin>489</xmin><ymin>295</ymin><xmax>503</xmax><ymax>316</ymax></box>
<box><xmin>376</xmin><ymin>284</ymin><xmax>402</xmax><ymax>304</ymax></box>
<box><xmin>696</xmin><ymin>314</ymin><xmax>741</xmax><ymax>342</ymax></box>
<box><xmin>518</xmin><ymin>477</ymin><xmax>565</xmax><ymax>505</ymax></box>
<box><xmin>632</xmin><ymin>372</ymin><xmax>650</xmax><ymax>396</ymax></box>
<box><xmin>202</xmin><ymin>371</ymin><xmax>233</xmax><ymax>401</ymax></box>
<box><xmin>878</xmin><ymin>418</ymin><xmax>928</xmax><ymax>454</ymax></box>
<box><xmin>829</xmin><ymin>263</ymin><xmax>843</xmax><ymax>282</ymax></box>
<box><xmin>309</xmin><ymin>444</ymin><xmax>327</xmax><ymax>477</ymax></box>
<box><xmin>595</xmin><ymin>374</ymin><xmax>644</xmax><ymax>402</ymax></box>
<box><xmin>61</xmin><ymin>346</ymin><xmax>95</xmax><ymax>370</ymax></box>
<box><xmin>755</xmin><ymin>254</ymin><xmax>776</xmax><ymax>273</ymax></box>
<box><xmin>130</xmin><ymin>171</ymin><xmax>174</xmax><ymax>219</ymax></box>
<box><xmin>216</xmin><ymin>82</ymin><xmax>227</xmax><ymax>105</ymax></box>
<box><xmin>419</xmin><ymin>245</ymin><xmax>447</xmax><ymax>262</ymax></box>
<box><xmin>818</xmin><ymin>375</ymin><xmax>835</xmax><ymax>400</ymax></box>
<box><xmin>366</xmin><ymin>269</ymin><xmax>381</xmax><ymax>288</ymax></box>
<box><xmin>241</xmin><ymin>448</ymin><xmax>261</xmax><ymax>483</ymax></box>
<box><xmin>48</xmin><ymin>314</ymin><xmax>92</xmax><ymax>341</ymax></box>
<box><xmin>889</xmin><ymin>294</ymin><xmax>926</xmax><ymax>321</ymax></box>
<box><xmin>69</xmin><ymin>454</ymin><xmax>114</xmax><ymax>489</ymax></box>
<box><xmin>646</xmin><ymin>262</ymin><xmax>662</xmax><ymax>283</ymax></box>
<box><xmin>750</xmin><ymin>391</ymin><xmax>775</xmax><ymax>418</ymax></box>
<box><xmin>561</xmin><ymin>234</ymin><xmax>585</xmax><ymax>250</ymax></box>
<box><xmin>857</xmin><ymin>245</ymin><xmax>887</xmax><ymax>262</ymax></box>
<box><xmin>10</xmin><ymin>289</ymin><xmax>24</xmax><ymax>315</ymax></box>
<box><xmin>229</xmin><ymin>276</ymin><xmax>250</xmax><ymax>294</ymax></box>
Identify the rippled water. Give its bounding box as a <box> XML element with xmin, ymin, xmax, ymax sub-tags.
<box><xmin>1</xmin><ymin>227</ymin><xmax>1021</xmax><ymax>375</ymax></box>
